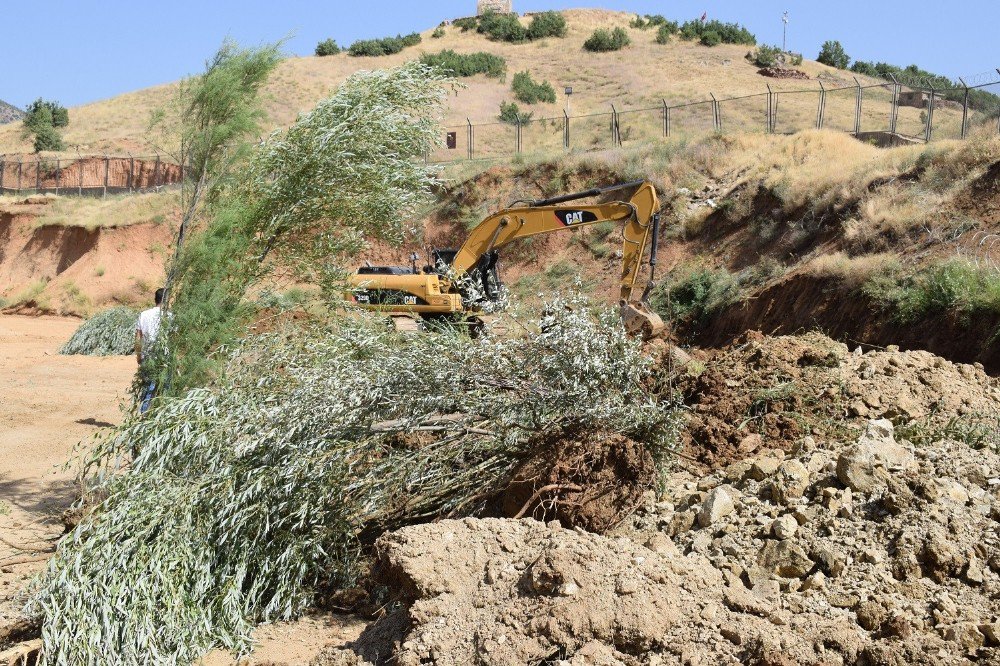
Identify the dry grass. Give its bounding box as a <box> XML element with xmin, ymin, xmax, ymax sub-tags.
<box><xmin>0</xmin><ymin>190</ymin><xmax>180</xmax><ymax>229</ymax></box>
<box><xmin>802</xmin><ymin>251</ymin><xmax>901</xmax><ymax>290</ymax></box>
<box><xmin>0</xmin><ymin>9</ymin><xmax>969</xmax><ymax>157</ymax></box>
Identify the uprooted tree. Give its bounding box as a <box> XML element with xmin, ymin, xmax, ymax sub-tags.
<box><xmin>32</xmin><ymin>39</ymin><xmax>681</xmax><ymax>666</ymax></box>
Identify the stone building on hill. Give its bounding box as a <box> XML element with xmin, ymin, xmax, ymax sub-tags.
<box><xmin>478</xmin><ymin>0</ymin><xmax>513</xmax><ymax>14</ymax></box>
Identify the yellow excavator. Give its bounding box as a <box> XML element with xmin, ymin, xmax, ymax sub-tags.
<box><xmin>348</xmin><ymin>179</ymin><xmax>665</xmax><ymax>338</ymax></box>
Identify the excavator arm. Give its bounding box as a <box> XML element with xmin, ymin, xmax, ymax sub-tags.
<box><xmin>450</xmin><ymin>180</ymin><xmax>664</xmax><ymax>337</ymax></box>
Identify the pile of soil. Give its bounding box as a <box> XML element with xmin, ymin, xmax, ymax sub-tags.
<box><xmin>316</xmin><ymin>420</ymin><xmax>1000</xmax><ymax>665</ymax></box>
<box><xmin>677</xmin><ymin>330</ymin><xmax>1000</xmax><ymax>468</ymax></box>
<box><xmin>499</xmin><ymin>429</ymin><xmax>655</xmax><ymax>533</ymax></box>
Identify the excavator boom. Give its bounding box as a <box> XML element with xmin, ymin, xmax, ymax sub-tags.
<box><xmin>349</xmin><ymin>180</ymin><xmax>665</xmax><ymax>338</ymax></box>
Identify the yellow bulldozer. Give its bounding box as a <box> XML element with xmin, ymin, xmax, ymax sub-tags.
<box><xmin>348</xmin><ymin>179</ymin><xmax>665</xmax><ymax>338</ymax></box>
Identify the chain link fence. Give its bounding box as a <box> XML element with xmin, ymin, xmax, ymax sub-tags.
<box><xmin>428</xmin><ymin>70</ymin><xmax>1000</xmax><ymax>164</ymax></box>
<box><xmin>0</xmin><ymin>154</ymin><xmax>182</xmax><ymax>197</ymax></box>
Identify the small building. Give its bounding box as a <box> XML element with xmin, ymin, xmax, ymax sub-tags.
<box><xmin>478</xmin><ymin>0</ymin><xmax>513</xmax><ymax>15</ymax></box>
<box><xmin>898</xmin><ymin>90</ymin><xmax>929</xmax><ymax>109</ymax></box>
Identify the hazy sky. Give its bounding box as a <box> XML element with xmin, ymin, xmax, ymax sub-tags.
<box><xmin>4</xmin><ymin>1</ymin><xmax>998</xmax><ymax>109</ymax></box>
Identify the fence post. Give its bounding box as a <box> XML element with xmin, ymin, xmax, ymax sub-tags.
<box><xmin>924</xmin><ymin>80</ymin><xmax>936</xmax><ymax>143</ymax></box>
<box><xmin>17</xmin><ymin>156</ymin><xmax>23</xmax><ymax>193</ymax></box>
<box><xmin>563</xmin><ymin>110</ymin><xmax>569</xmax><ymax>149</ymax></box>
<box><xmin>154</xmin><ymin>154</ymin><xmax>161</xmax><ymax>188</ymax></box>
<box><xmin>515</xmin><ymin>116</ymin><xmax>522</xmax><ymax>153</ymax></box>
<box><xmin>0</xmin><ymin>157</ymin><xmax>5</xmax><ymax>195</ymax></box>
<box><xmin>128</xmin><ymin>153</ymin><xmax>135</xmax><ymax>192</ymax></box>
<box><xmin>710</xmin><ymin>93</ymin><xmax>721</xmax><ymax>132</ymax></box>
<box><xmin>959</xmin><ymin>77</ymin><xmax>970</xmax><ymax>140</ymax></box>
<box><xmin>766</xmin><ymin>85</ymin><xmax>773</xmax><ymax>133</ymax></box>
<box><xmin>465</xmin><ymin>117</ymin><xmax>475</xmax><ymax>160</ymax></box>
<box><xmin>816</xmin><ymin>81</ymin><xmax>826</xmax><ymax>129</ymax></box>
<box><xmin>888</xmin><ymin>74</ymin><xmax>900</xmax><ymax>135</ymax></box>
<box><xmin>35</xmin><ymin>156</ymin><xmax>41</xmax><ymax>193</ymax></box>
<box><xmin>55</xmin><ymin>158</ymin><xmax>60</xmax><ymax>195</ymax></box>
<box><xmin>609</xmin><ymin>104</ymin><xmax>617</xmax><ymax>145</ymax></box>
<box><xmin>853</xmin><ymin>77</ymin><xmax>863</xmax><ymax>135</ymax></box>
<box><xmin>103</xmin><ymin>154</ymin><xmax>110</xmax><ymax>198</ymax></box>
<box><xmin>77</xmin><ymin>151</ymin><xmax>83</xmax><ymax>195</ymax></box>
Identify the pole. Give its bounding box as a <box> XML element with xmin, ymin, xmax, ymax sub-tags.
<box><xmin>710</xmin><ymin>93</ymin><xmax>720</xmax><ymax>131</ymax></box>
<box><xmin>128</xmin><ymin>153</ymin><xmax>135</xmax><ymax>192</ymax></box>
<box><xmin>0</xmin><ymin>157</ymin><xmax>5</xmax><ymax>194</ymax></box>
<box><xmin>35</xmin><ymin>156</ymin><xmax>41</xmax><ymax>193</ymax></box>
<box><xmin>77</xmin><ymin>150</ymin><xmax>83</xmax><ymax>196</ymax></box>
<box><xmin>103</xmin><ymin>154</ymin><xmax>110</xmax><ymax>198</ymax></box>
<box><xmin>853</xmin><ymin>77</ymin><xmax>862</xmax><ymax>135</ymax></box>
<box><xmin>766</xmin><ymin>84</ymin><xmax>774</xmax><ymax>133</ymax></box>
<box><xmin>889</xmin><ymin>74</ymin><xmax>900</xmax><ymax>135</ymax></box>
<box><xmin>924</xmin><ymin>79</ymin><xmax>935</xmax><ymax>143</ymax></box>
<box><xmin>515</xmin><ymin>116</ymin><xmax>522</xmax><ymax>153</ymax></box>
<box><xmin>563</xmin><ymin>110</ymin><xmax>569</xmax><ymax>149</ymax></box>
<box><xmin>467</xmin><ymin>118</ymin><xmax>473</xmax><ymax>160</ymax></box>
<box><xmin>959</xmin><ymin>77</ymin><xmax>970</xmax><ymax>140</ymax></box>
<box><xmin>55</xmin><ymin>158</ymin><xmax>60</xmax><ymax>195</ymax></box>
<box><xmin>610</xmin><ymin>104</ymin><xmax>618</xmax><ymax>146</ymax></box>
<box><xmin>816</xmin><ymin>81</ymin><xmax>826</xmax><ymax>129</ymax></box>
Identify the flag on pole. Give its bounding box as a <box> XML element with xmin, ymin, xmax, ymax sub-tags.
<box><xmin>701</xmin><ymin>11</ymin><xmax>707</xmax><ymax>22</ymax></box>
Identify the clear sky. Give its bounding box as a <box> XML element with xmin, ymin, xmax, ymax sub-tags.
<box><xmin>4</xmin><ymin>1</ymin><xmax>998</xmax><ymax>109</ymax></box>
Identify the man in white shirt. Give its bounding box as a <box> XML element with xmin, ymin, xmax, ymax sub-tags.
<box><xmin>135</xmin><ymin>288</ymin><xmax>165</xmax><ymax>413</ymax></box>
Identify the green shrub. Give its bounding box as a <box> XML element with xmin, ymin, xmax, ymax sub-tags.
<box><xmin>60</xmin><ymin>306</ymin><xmax>140</xmax><ymax>356</ymax></box>
<box><xmin>25</xmin><ymin>98</ymin><xmax>68</xmax><ymax>128</ymax></box>
<box><xmin>498</xmin><ymin>100</ymin><xmax>531</xmax><ymax>124</ymax></box>
<box><xmin>347</xmin><ymin>32</ymin><xmax>421</xmax><ymax>57</ymax></box>
<box><xmin>314</xmin><ymin>38</ymin><xmax>340</xmax><ymax>56</ymax></box>
<box><xmin>432</xmin><ymin>26</ymin><xmax>445</xmax><ymax>38</ymax></box>
<box><xmin>863</xmin><ymin>259</ymin><xmax>1000</xmax><ymax>323</ymax></box>
<box><xmin>752</xmin><ymin>44</ymin><xmax>782</xmax><ymax>67</ymax></box>
<box><xmin>790</xmin><ymin>52</ymin><xmax>803</xmax><ymax>66</ymax></box>
<box><xmin>632</xmin><ymin>14</ymin><xmax>672</xmax><ymax>29</ymax></box>
<box><xmin>453</xmin><ymin>16</ymin><xmax>479</xmax><ymax>31</ymax></box>
<box><xmin>419</xmin><ymin>50</ymin><xmax>507</xmax><ymax>79</ymax></box>
<box><xmin>527</xmin><ymin>11</ymin><xmax>567</xmax><ymax>39</ymax></box>
<box><xmin>679</xmin><ymin>19</ymin><xmax>755</xmax><ymax>45</ymax></box>
<box><xmin>478</xmin><ymin>11</ymin><xmax>527</xmax><ymax>42</ymax></box>
<box><xmin>700</xmin><ymin>30</ymin><xmax>721</xmax><ymax>47</ymax></box>
<box><xmin>583</xmin><ymin>27</ymin><xmax>631</xmax><ymax>52</ymax></box>
<box><xmin>655</xmin><ymin>22</ymin><xmax>679</xmax><ymax>44</ymax></box>
<box><xmin>650</xmin><ymin>264</ymin><xmax>740</xmax><ymax>325</ymax></box>
<box><xmin>511</xmin><ymin>71</ymin><xmax>556</xmax><ymax>104</ymax></box>
<box><xmin>817</xmin><ymin>40</ymin><xmax>850</xmax><ymax>69</ymax></box>
<box><xmin>33</xmin><ymin>123</ymin><xmax>64</xmax><ymax>152</ymax></box>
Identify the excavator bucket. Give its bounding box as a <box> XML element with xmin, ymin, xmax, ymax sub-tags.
<box><xmin>619</xmin><ymin>300</ymin><xmax>665</xmax><ymax>340</ymax></box>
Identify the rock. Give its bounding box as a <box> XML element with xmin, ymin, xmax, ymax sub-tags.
<box><xmin>836</xmin><ymin>420</ymin><xmax>915</xmax><ymax>493</ymax></box>
<box><xmin>768</xmin><ymin>460</ymin><xmax>810</xmax><ymax>504</ymax></box>
<box><xmin>855</xmin><ymin>600</ymin><xmax>888</xmax><ymax>632</ymax></box>
<box><xmin>770</xmin><ymin>514</ymin><xmax>798</xmax><ymax>540</ymax></box>
<box><xmin>811</xmin><ymin>546</ymin><xmax>846</xmax><ymax>578</ymax></box>
<box><xmin>944</xmin><ymin>623</ymin><xmax>985</xmax><ymax>652</ymax></box>
<box><xmin>748</xmin><ymin>456</ymin><xmax>782</xmax><ymax>482</ymax></box>
<box><xmin>801</xmin><ymin>571</ymin><xmax>826</xmax><ymax>591</ymax></box>
<box><xmin>738</xmin><ymin>433</ymin><xmax>762</xmax><ymax>454</ymax></box>
<box><xmin>698</xmin><ymin>486</ymin><xmax>736</xmax><ymax>527</ymax></box>
<box><xmin>758</xmin><ymin>539</ymin><xmax>814</xmax><ymax>578</ymax></box>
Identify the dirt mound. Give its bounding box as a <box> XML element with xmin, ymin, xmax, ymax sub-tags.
<box><xmin>500</xmin><ymin>429</ymin><xmax>655</xmax><ymax>533</ymax></box>
<box><xmin>629</xmin><ymin>417</ymin><xmax>1000</xmax><ymax>663</ymax></box>
<box><xmin>678</xmin><ymin>330</ymin><xmax>1000</xmax><ymax>468</ymax></box>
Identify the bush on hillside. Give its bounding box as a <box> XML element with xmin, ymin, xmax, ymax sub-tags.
<box><xmin>679</xmin><ymin>19</ymin><xmax>755</xmax><ymax>46</ymax></box>
<box><xmin>817</xmin><ymin>40</ymin><xmax>850</xmax><ymax>69</ymax></box>
<box><xmin>498</xmin><ymin>100</ymin><xmax>531</xmax><ymax>124</ymax></box>
<box><xmin>583</xmin><ymin>27</ymin><xmax>631</xmax><ymax>53</ymax></box>
<box><xmin>752</xmin><ymin>44</ymin><xmax>783</xmax><ymax>68</ymax></box>
<box><xmin>526</xmin><ymin>11</ymin><xmax>567</xmax><ymax>39</ymax></box>
<box><xmin>419</xmin><ymin>50</ymin><xmax>507</xmax><ymax>79</ymax></box>
<box><xmin>432</xmin><ymin>26</ymin><xmax>445</xmax><ymax>38</ymax></box>
<box><xmin>478</xmin><ymin>11</ymin><xmax>527</xmax><ymax>42</ymax></box>
<box><xmin>60</xmin><ymin>306</ymin><xmax>140</xmax><ymax>356</ymax></box>
<box><xmin>700</xmin><ymin>30</ymin><xmax>721</xmax><ymax>47</ymax></box>
<box><xmin>650</xmin><ymin>263</ymin><xmax>740</xmax><ymax>326</ymax></box>
<box><xmin>655</xmin><ymin>22</ymin><xmax>679</xmax><ymax>44</ymax></box>
<box><xmin>347</xmin><ymin>32</ymin><xmax>421</xmax><ymax>57</ymax></box>
<box><xmin>23</xmin><ymin>98</ymin><xmax>68</xmax><ymax>153</ymax></box>
<box><xmin>850</xmin><ymin>60</ymin><xmax>999</xmax><ymax>113</ymax></box>
<box><xmin>511</xmin><ymin>71</ymin><xmax>556</xmax><ymax>104</ymax></box>
<box><xmin>314</xmin><ymin>39</ymin><xmax>340</xmax><ymax>56</ymax></box>
<box><xmin>453</xmin><ymin>16</ymin><xmax>479</xmax><ymax>32</ymax></box>
<box><xmin>864</xmin><ymin>258</ymin><xmax>1000</xmax><ymax>323</ymax></box>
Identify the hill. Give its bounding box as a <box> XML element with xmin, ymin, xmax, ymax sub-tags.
<box><xmin>0</xmin><ymin>9</ymin><xmax>970</xmax><ymax>156</ymax></box>
<box><xmin>0</xmin><ymin>99</ymin><xmax>24</xmax><ymax>125</ymax></box>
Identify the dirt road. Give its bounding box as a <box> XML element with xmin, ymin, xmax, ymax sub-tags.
<box><xmin>0</xmin><ymin>314</ymin><xmax>135</xmax><ymax>628</ymax></box>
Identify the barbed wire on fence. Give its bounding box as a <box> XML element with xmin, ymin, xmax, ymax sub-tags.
<box><xmin>0</xmin><ymin>152</ymin><xmax>183</xmax><ymax>197</ymax></box>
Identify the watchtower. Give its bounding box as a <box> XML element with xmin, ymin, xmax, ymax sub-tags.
<box><xmin>477</xmin><ymin>0</ymin><xmax>513</xmax><ymax>15</ymax></box>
